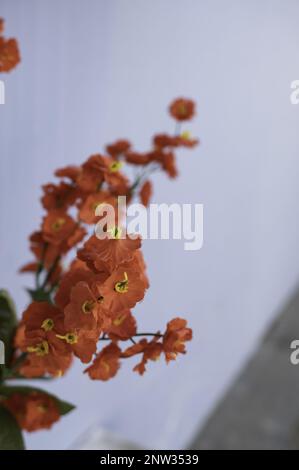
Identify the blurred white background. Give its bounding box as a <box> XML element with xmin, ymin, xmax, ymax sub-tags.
<box><xmin>1</xmin><ymin>0</ymin><xmax>299</xmax><ymax>449</ymax></box>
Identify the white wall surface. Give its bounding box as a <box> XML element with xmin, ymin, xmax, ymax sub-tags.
<box><xmin>1</xmin><ymin>0</ymin><xmax>299</xmax><ymax>450</ymax></box>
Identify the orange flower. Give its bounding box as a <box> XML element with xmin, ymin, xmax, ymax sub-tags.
<box><xmin>122</xmin><ymin>337</ymin><xmax>163</xmax><ymax>375</ymax></box>
<box><xmin>169</xmin><ymin>98</ymin><xmax>195</xmax><ymax>121</ymax></box>
<box><xmin>125</xmin><ymin>151</ymin><xmax>151</xmax><ymax>165</ymax></box>
<box><xmin>85</xmin><ymin>343</ymin><xmax>121</xmax><ymax>380</ymax></box>
<box><xmin>98</xmin><ymin>261</ymin><xmax>147</xmax><ymax>313</ymax></box>
<box><xmin>163</xmin><ymin>318</ymin><xmax>192</xmax><ymax>362</ymax></box>
<box><xmin>56</xmin><ymin>328</ymin><xmax>98</xmax><ymax>364</ymax></box>
<box><xmin>41</xmin><ymin>182</ymin><xmax>80</xmax><ymax>211</ymax></box>
<box><xmin>19</xmin><ymin>261</ymin><xmax>39</xmax><ymax>273</ymax></box>
<box><xmin>78</xmin><ymin>154</ymin><xmax>129</xmax><ymax>195</ymax></box>
<box><xmin>29</xmin><ymin>230</ymin><xmax>60</xmax><ymax>270</ymax></box>
<box><xmin>18</xmin><ymin>302</ymin><xmax>73</xmax><ymax>377</ymax></box>
<box><xmin>55</xmin><ymin>165</ymin><xmax>81</xmax><ymax>182</ymax></box>
<box><xmin>4</xmin><ymin>392</ymin><xmax>60</xmax><ymax>432</ymax></box>
<box><xmin>0</xmin><ymin>36</ymin><xmax>20</xmax><ymax>72</ymax></box>
<box><xmin>106</xmin><ymin>139</ymin><xmax>131</xmax><ymax>158</ymax></box>
<box><xmin>78</xmin><ymin>191</ymin><xmax>117</xmax><ymax>225</ymax></box>
<box><xmin>63</xmin><ymin>280</ymin><xmax>103</xmax><ymax>332</ymax></box>
<box><xmin>42</xmin><ymin>210</ymin><xmax>84</xmax><ymax>248</ymax></box>
<box><xmin>153</xmin><ymin>133</ymin><xmax>198</xmax><ymax>149</ymax></box>
<box><xmin>78</xmin><ymin>233</ymin><xmax>141</xmax><ymax>273</ymax></box>
<box><xmin>153</xmin><ymin>134</ymin><xmax>179</xmax><ymax>149</ymax></box>
<box><xmin>162</xmin><ymin>152</ymin><xmax>178</xmax><ymax>178</ymax></box>
<box><xmin>140</xmin><ymin>180</ymin><xmax>152</xmax><ymax>207</ymax></box>
<box><xmin>18</xmin><ymin>352</ymin><xmax>72</xmax><ymax>378</ymax></box>
<box><xmin>55</xmin><ymin>267</ymin><xmax>99</xmax><ymax>310</ymax></box>
<box><xmin>108</xmin><ymin>310</ymin><xmax>136</xmax><ymax>340</ymax></box>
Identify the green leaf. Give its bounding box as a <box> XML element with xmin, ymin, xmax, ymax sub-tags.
<box><xmin>0</xmin><ymin>405</ymin><xmax>25</xmax><ymax>450</ymax></box>
<box><xmin>0</xmin><ymin>290</ymin><xmax>17</xmax><ymax>368</ymax></box>
<box><xmin>26</xmin><ymin>288</ymin><xmax>52</xmax><ymax>303</ymax></box>
<box><xmin>0</xmin><ymin>385</ymin><xmax>75</xmax><ymax>417</ymax></box>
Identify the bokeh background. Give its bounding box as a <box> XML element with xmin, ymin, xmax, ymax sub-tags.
<box><xmin>1</xmin><ymin>0</ymin><xmax>299</xmax><ymax>450</ymax></box>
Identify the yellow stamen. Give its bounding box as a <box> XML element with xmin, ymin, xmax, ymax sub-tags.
<box><xmin>41</xmin><ymin>318</ymin><xmax>54</xmax><ymax>331</ymax></box>
<box><xmin>27</xmin><ymin>341</ymin><xmax>49</xmax><ymax>356</ymax></box>
<box><xmin>114</xmin><ymin>272</ymin><xmax>129</xmax><ymax>294</ymax></box>
<box><xmin>108</xmin><ymin>226</ymin><xmax>122</xmax><ymax>239</ymax></box>
<box><xmin>113</xmin><ymin>313</ymin><xmax>127</xmax><ymax>326</ymax></box>
<box><xmin>56</xmin><ymin>333</ymin><xmax>78</xmax><ymax>344</ymax></box>
<box><xmin>180</xmin><ymin>130</ymin><xmax>191</xmax><ymax>140</ymax></box>
<box><xmin>51</xmin><ymin>217</ymin><xmax>66</xmax><ymax>231</ymax></box>
<box><xmin>82</xmin><ymin>300</ymin><xmax>95</xmax><ymax>314</ymax></box>
<box><xmin>109</xmin><ymin>161</ymin><xmax>123</xmax><ymax>172</ymax></box>
<box><xmin>178</xmin><ymin>103</ymin><xmax>187</xmax><ymax>115</ymax></box>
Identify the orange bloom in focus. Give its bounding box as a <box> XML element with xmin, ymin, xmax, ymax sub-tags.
<box><xmin>63</xmin><ymin>280</ymin><xmax>104</xmax><ymax>332</ymax></box>
<box><xmin>140</xmin><ymin>180</ymin><xmax>152</xmax><ymax>207</ymax></box>
<box><xmin>85</xmin><ymin>343</ymin><xmax>121</xmax><ymax>380</ymax></box>
<box><xmin>169</xmin><ymin>98</ymin><xmax>195</xmax><ymax>121</ymax></box>
<box><xmin>98</xmin><ymin>260</ymin><xmax>147</xmax><ymax>313</ymax></box>
<box><xmin>17</xmin><ymin>302</ymin><xmax>72</xmax><ymax>377</ymax></box>
<box><xmin>106</xmin><ymin>139</ymin><xmax>131</xmax><ymax>158</ymax></box>
<box><xmin>78</xmin><ymin>233</ymin><xmax>141</xmax><ymax>273</ymax></box>
<box><xmin>4</xmin><ymin>392</ymin><xmax>60</xmax><ymax>432</ymax></box>
<box><xmin>163</xmin><ymin>318</ymin><xmax>192</xmax><ymax>362</ymax></box>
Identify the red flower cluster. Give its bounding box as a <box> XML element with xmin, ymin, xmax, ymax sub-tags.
<box><xmin>15</xmin><ymin>99</ymin><xmax>197</xmax><ymax>382</ymax></box>
<box><xmin>0</xmin><ymin>18</ymin><xmax>20</xmax><ymax>73</ymax></box>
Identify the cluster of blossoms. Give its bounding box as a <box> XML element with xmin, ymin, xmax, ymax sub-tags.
<box><xmin>0</xmin><ymin>17</ymin><xmax>198</xmax><ymax>443</ymax></box>
<box><xmin>14</xmin><ymin>98</ymin><xmax>197</xmax><ymax>388</ymax></box>
<box><xmin>0</xmin><ymin>18</ymin><xmax>20</xmax><ymax>72</ymax></box>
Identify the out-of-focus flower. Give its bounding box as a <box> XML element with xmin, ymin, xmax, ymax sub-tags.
<box><xmin>140</xmin><ymin>180</ymin><xmax>152</xmax><ymax>207</ymax></box>
<box><xmin>163</xmin><ymin>318</ymin><xmax>193</xmax><ymax>362</ymax></box>
<box><xmin>169</xmin><ymin>98</ymin><xmax>195</xmax><ymax>121</ymax></box>
<box><xmin>4</xmin><ymin>392</ymin><xmax>60</xmax><ymax>432</ymax></box>
<box><xmin>106</xmin><ymin>139</ymin><xmax>131</xmax><ymax>158</ymax></box>
<box><xmin>0</xmin><ymin>18</ymin><xmax>20</xmax><ymax>73</ymax></box>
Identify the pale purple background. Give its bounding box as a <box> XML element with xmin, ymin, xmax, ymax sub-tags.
<box><xmin>1</xmin><ymin>0</ymin><xmax>299</xmax><ymax>450</ymax></box>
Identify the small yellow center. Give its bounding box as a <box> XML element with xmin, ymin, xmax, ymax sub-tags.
<box><xmin>41</xmin><ymin>318</ymin><xmax>54</xmax><ymax>331</ymax></box>
<box><xmin>56</xmin><ymin>333</ymin><xmax>78</xmax><ymax>344</ymax></box>
<box><xmin>114</xmin><ymin>272</ymin><xmax>129</xmax><ymax>294</ymax></box>
<box><xmin>27</xmin><ymin>341</ymin><xmax>49</xmax><ymax>356</ymax></box>
<box><xmin>82</xmin><ymin>300</ymin><xmax>95</xmax><ymax>314</ymax></box>
<box><xmin>109</xmin><ymin>161</ymin><xmax>123</xmax><ymax>172</ymax></box>
<box><xmin>180</xmin><ymin>130</ymin><xmax>191</xmax><ymax>140</ymax></box>
<box><xmin>113</xmin><ymin>313</ymin><xmax>127</xmax><ymax>326</ymax></box>
<box><xmin>178</xmin><ymin>103</ymin><xmax>187</xmax><ymax>115</ymax></box>
<box><xmin>108</xmin><ymin>226</ymin><xmax>122</xmax><ymax>239</ymax></box>
<box><xmin>51</xmin><ymin>217</ymin><xmax>66</xmax><ymax>231</ymax></box>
